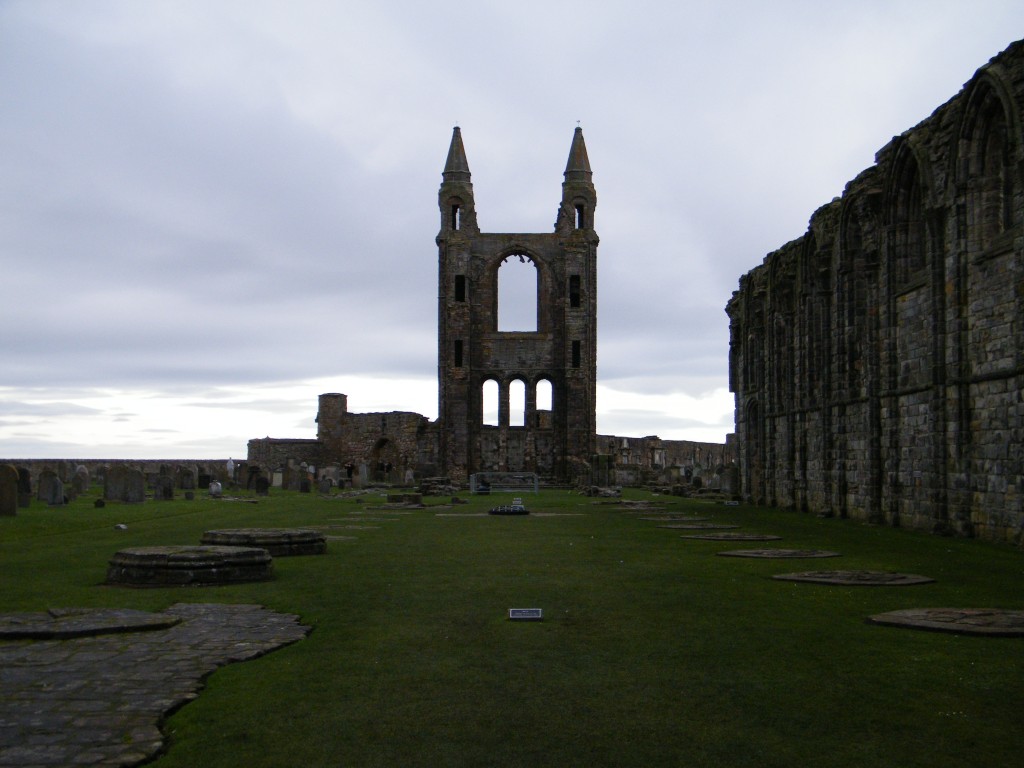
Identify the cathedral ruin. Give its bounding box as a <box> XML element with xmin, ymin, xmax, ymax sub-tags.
<box><xmin>248</xmin><ymin>128</ymin><xmax>727</xmax><ymax>488</ymax></box>
<box><xmin>727</xmin><ymin>40</ymin><xmax>1024</xmax><ymax>543</ymax></box>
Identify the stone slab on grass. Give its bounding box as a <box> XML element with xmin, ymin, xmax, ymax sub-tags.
<box><xmin>867</xmin><ymin>608</ymin><xmax>1024</xmax><ymax>636</ymax></box>
<box><xmin>0</xmin><ymin>608</ymin><xmax>180</xmax><ymax>640</ymax></box>
<box><xmin>682</xmin><ymin>533</ymin><xmax>782</xmax><ymax>541</ymax></box>
<box><xmin>0</xmin><ymin>603</ymin><xmax>309</xmax><ymax>767</ymax></box>
<box><xmin>773</xmin><ymin>570</ymin><xmax>934</xmax><ymax>586</ymax></box>
<box><xmin>717</xmin><ymin>548</ymin><xmax>840</xmax><ymax>559</ymax></box>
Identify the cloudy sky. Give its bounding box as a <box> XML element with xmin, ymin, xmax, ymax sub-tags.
<box><xmin>2</xmin><ymin>1</ymin><xmax>1022</xmax><ymax>459</ymax></box>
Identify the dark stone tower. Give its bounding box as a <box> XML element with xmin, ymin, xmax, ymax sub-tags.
<box><xmin>437</xmin><ymin>127</ymin><xmax>598</xmax><ymax>483</ymax></box>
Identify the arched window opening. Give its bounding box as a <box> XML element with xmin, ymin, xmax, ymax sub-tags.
<box><xmin>893</xmin><ymin>154</ymin><xmax>926</xmax><ymax>283</ymax></box>
<box><xmin>536</xmin><ymin>379</ymin><xmax>553</xmax><ymax>411</ymax></box>
<box><xmin>575</xmin><ymin>204</ymin><xmax>585</xmax><ymax>229</ymax></box>
<box><xmin>498</xmin><ymin>253</ymin><xmax>537</xmax><ymax>331</ymax></box>
<box><xmin>981</xmin><ymin>118</ymin><xmax>1011</xmax><ymax>247</ymax></box>
<box><xmin>451</xmin><ymin>204</ymin><xmax>461</xmax><ymax>231</ymax></box>
<box><xmin>509</xmin><ymin>379</ymin><xmax>526</xmax><ymax>427</ymax></box>
<box><xmin>454</xmin><ymin>274</ymin><xmax>466</xmax><ymax>302</ymax></box>
<box><xmin>482</xmin><ymin>379</ymin><xmax>499</xmax><ymax>426</ymax></box>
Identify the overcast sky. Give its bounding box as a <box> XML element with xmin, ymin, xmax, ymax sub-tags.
<box><xmin>2</xmin><ymin>1</ymin><xmax>1022</xmax><ymax>459</ymax></box>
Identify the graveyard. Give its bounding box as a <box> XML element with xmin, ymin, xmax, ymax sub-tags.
<box><xmin>1</xmin><ymin>484</ymin><xmax>1022</xmax><ymax>767</ymax></box>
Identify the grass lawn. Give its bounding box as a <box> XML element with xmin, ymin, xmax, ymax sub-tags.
<box><xmin>2</xmin><ymin>488</ymin><xmax>1023</xmax><ymax>767</ymax></box>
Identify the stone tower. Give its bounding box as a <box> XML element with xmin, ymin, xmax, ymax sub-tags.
<box><xmin>436</xmin><ymin>127</ymin><xmax>598</xmax><ymax>483</ymax></box>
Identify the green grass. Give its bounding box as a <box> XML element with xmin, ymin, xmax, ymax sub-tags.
<box><xmin>3</xmin><ymin>488</ymin><xmax>1023</xmax><ymax>767</ymax></box>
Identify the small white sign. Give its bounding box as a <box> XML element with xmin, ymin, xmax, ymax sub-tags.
<box><xmin>508</xmin><ymin>608</ymin><xmax>543</xmax><ymax>621</ymax></box>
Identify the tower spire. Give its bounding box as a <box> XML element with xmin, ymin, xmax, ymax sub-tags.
<box><xmin>439</xmin><ymin>126</ymin><xmax>478</xmax><ymax>236</ymax></box>
<box><xmin>443</xmin><ymin>126</ymin><xmax>471</xmax><ymax>183</ymax></box>
<box><xmin>563</xmin><ymin>126</ymin><xmax>592</xmax><ymax>183</ymax></box>
<box><xmin>557</xmin><ymin>126</ymin><xmax>596</xmax><ymax>233</ymax></box>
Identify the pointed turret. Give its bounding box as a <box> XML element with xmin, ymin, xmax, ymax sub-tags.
<box><xmin>443</xmin><ymin>126</ymin><xmax>472</xmax><ymax>183</ymax></box>
<box><xmin>557</xmin><ymin>126</ymin><xmax>597</xmax><ymax>234</ymax></box>
<box><xmin>563</xmin><ymin>126</ymin><xmax>593</xmax><ymax>183</ymax></box>
<box><xmin>439</xmin><ymin>126</ymin><xmax>478</xmax><ymax>236</ymax></box>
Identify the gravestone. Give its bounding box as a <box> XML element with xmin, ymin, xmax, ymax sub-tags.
<box><xmin>271</xmin><ymin>469</ymin><xmax>283</xmax><ymax>488</ymax></box>
<box><xmin>124</xmin><ymin>469</ymin><xmax>146</xmax><ymax>503</ymax></box>
<box><xmin>0</xmin><ymin>464</ymin><xmax>18</xmax><ymax>516</ymax></box>
<box><xmin>299</xmin><ymin>479</ymin><xmax>311</xmax><ymax>493</ymax></box>
<box><xmin>38</xmin><ymin>470</ymin><xmax>64</xmax><ymax>506</ymax></box>
<box><xmin>16</xmin><ymin>467</ymin><xmax>31</xmax><ymax>508</ymax></box>
<box><xmin>178</xmin><ymin>467</ymin><xmax>196</xmax><ymax>490</ymax></box>
<box><xmin>198</xmin><ymin>474</ymin><xmax>211</xmax><ymax>490</ymax></box>
<box><xmin>105</xmin><ymin>465</ymin><xmax>127</xmax><ymax>501</ymax></box>
<box><xmin>208</xmin><ymin>481</ymin><xmax>223</xmax><ymax>498</ymax></box>
<box><xmin>155</xmin><ymin>476</ymin><xmax>175</xmax><ymax>501</ymax></box>
<box><xmin>72</xmin><ymin>465</ymin><xmax>90</xmax><ymax>496</ymax></box>
<box><xmin>318</xmin><ymin>477</ymin><xmax>333</xmax><ymax>494</ymax></box>
<box><xmin>255</xmin><ymin>476</ymin><xmax>270</xmax><ymax>496</ymax></box>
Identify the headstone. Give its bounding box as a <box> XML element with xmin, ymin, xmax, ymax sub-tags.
<box><xmin>198</xmin><ymin>474</ymin><xmax>211</xmax><ymax>490</ymax></box>
<box><xmin>71</xmin><ymin>466</ymin><xmax>90</xmax><ymax>497</ymax></box>
<box><xmin>16</xmin><ymin>467</ymin><xmax>31</xmax><ymax>508</ymax></box>
<box><xmin>208</xmin><ymin>481</ymin><xmax>222</xmax><ymax>498</ymax></box>
<box><xmin>271</xmin><ymin>470</ymin><xmax>283</xmax><ymax>488</ymax></box>
<box><xmin>155</xmin><ymin>476</ymin><xmax>175</xmax><ymax>501</ymax></box>
<box><xmin>299</xmin><ymin>479</ymin><xmax>311</xmax><ymax>493</ymax></box>
<box><xmin>255</xmin><ymin>476</ymin><xmax>270</xmax><ymax>496</ymax></box>
<box><xmin>404</xmin><ymin>468</ymin><xmax>415</xmax><ymax>486</ymax></box>
<box><xmin>105</xmin><ymin>465</ymin><xmax>128</xmax><ymax>501</ymax></box>
<box><xmin>38</xmin><ymin>470</ymin><xmax>64</xmax><ymax>506</ymax></box>
<box><xmin>124</xmin><ymin>469</ymin><xmax>146</xmax><ymax>503</ymax></box>
<box><xmin>0</xmin><ymin>464</ymin><xmax>18</xmax><ymax>516</ymax></box>
<box><xmin>178</xmin><ymin>467</ymin><xmax>196</xmax><ymax>490</ymax></box>
<box><xmin>318</xmin><ymin>477</ymin><xmax>333</xmax><ymax>494</ymax></box>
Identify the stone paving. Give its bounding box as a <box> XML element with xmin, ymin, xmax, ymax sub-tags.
<box><xmin>716</xmin><ymin>548</ymin><xmax>841</xmax><ymax>559</ymax></box>
<box><xmin>0</xmin><ymin>603</ymin><xmax>309</xmax><ymax>767</ymax></box>
<box><xmin>867</xmin><ymin>608</ymin><xmax>1024</xmax><ymax>636</ymax></box>
<box><xmin>772</xmin><ymin>570</ymin><xmax>935</xmax><ymax>586</ymax></box>
<box><xmin>681</xmin><ymin>533</ymin><xmax>782</xmax><ymax>541</ymax></box>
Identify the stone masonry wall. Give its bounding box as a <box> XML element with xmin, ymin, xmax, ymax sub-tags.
<box><xmin>726</xmin><ymin>40</ymin><xmax>1024</xmax><ymax>543</ymax></box>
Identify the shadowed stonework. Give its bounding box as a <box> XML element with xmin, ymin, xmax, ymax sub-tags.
<box><xmin>726</xmin><ymin>40</ymin><xmax>1024</xmax><ymax>543</ymax></box>
<box><xmin>106</xmin><ymin>546</ymin><xmax>273</xmax><ymax>587</ymax></box>
<box><xmin>200</xmin><ymin>528</ymin><xmax>326</xmax><ymax>556</ymax></box>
